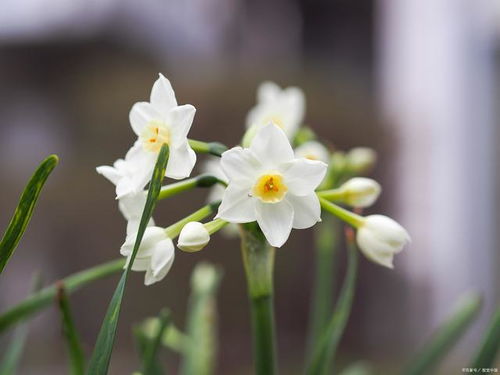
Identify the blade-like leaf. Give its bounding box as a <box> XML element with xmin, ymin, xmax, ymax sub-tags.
<box><xmin>142</xmin><ymin>309</ymin><xmax>170</xmax><ymax>375</ymax></box>
<box><xmin>306</xmin><ymin>230</ymin><xmax>359</xmax><ymax>375</ymax></box>
<box><xmin>56</xmin><ymin>282</ymin><xmax>85</xmax><ymax>375</ymax></box>
<box><xmin>470</xmin><ymin>306</ymin><xmax>500</xmax><ymax>368</ymax></box>
<box><xmin>86</xmin><ymin>145</ymin><xmax>169</xmax><ymax>375</ymax></box>
<box><xmin>403</xmin><ymin>292</ymin><xmax>482</xmax><ymax>375</ymax></box>
<box><xmin>0</xmin><ymin>273</ymin><xmax>43</xmax><ymax>375</ymax></box>
<box><xmin>0</xmin><ymin>155</ymin><xmax>58</xmax><ymax>274</ymax></box>
<box><xmin>0</xmin><ymin>258</ymin><xmax>124</xmax><ymax>334</ymax></box>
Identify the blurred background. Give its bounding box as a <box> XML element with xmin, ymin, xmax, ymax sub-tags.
<box><xmin>0</xmin><ymin>0</ymin><xmax>499</xmax><ymax>373</ymax></box>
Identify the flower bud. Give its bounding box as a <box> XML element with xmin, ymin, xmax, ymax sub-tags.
<box><xmin>339</xmin><ymin>177</ymin><xmax>381</xmax><ymax>207</ymax></box>
<box><xmin>177</xmin><ymin>222</ymin><xmax>210</xmax><ymax>252</ymax></box>
<box><xmin>356</xmin><ymin>215</ymin><xmax>410</xmax><ymax>268</ymax></box>
<box><xmin>294</xmin><ymin>140</ymin><xmax>330</xmax><ymax>163</ymax></box>
<box><xmin>346</xmin><ymin>147</ymin><xmax>377</xmax><ymax>173</ymax></box>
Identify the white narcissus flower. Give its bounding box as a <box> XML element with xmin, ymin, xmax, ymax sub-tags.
<box><xmin>246</xmin><ymin>81</ymin><xmax>305</xmax><ymax>140</ymax></box>
<box><xmin>121</xmin><ymin>226</ymin><xmax>175</xmax><ymax>285</ymax></box>
<box><xmin>356</xmin><ymin>215</ymin><xmax>410</xmax><ymax>269</ymax></box>
<box><xmin>216</xmin><ymin>124</ymin><xmax>327</xmax><ymax>247</ymax></box>
<box><xmin>98</xmin><ymin>73</ymin><xmax>197</xmax><ymax>198</ymax></box>
<box><xmin>118</xmin><ymin>192</ymin><xmax>155</xmax><ymax>235</ymax></box>
<box><xmin>202</xmin><ymin>157</ymin><xmax>229</xmax><ymax>203</ymax></box>
<box><xmin>338</xmin><ymin>177</ymin><xmax>381</xmax><ymax>208</ymax></box>
<box><xmin>294</xmin><ymin>141</ymin><xmax>330</xmax><ymax>163</ymax></box>
<box><xmin>177</xmin><ymin>222</ymin><xmax>210</xmax><ymax>252</ymax></box>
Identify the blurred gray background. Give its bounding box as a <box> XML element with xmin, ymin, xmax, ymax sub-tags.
<box><xmin>0</xmin><ymin>0</ymin><xmax>499</xmax><ymax>373</ymax></box>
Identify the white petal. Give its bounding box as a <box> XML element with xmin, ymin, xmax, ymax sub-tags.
<box><xmin>120</xmin><ymin>226</ymin><xmax>166</xmax><ymax>258</ymax></box>
<box><xmin>128</xmin><ymin>256</ymin><xmax>150</xmax><ymax>272</ymax></box>
<box><xmin>282</xmin><ymin>87</ymin><xmax>305</xmax><ymax>129</ymax></box>
<box><xmin>220</xmin><ymin>147</ymin><xmax>261</xmax><ymax>184</ymax></box>
<box><xmin>145</xmin><ymin>240</ymin><xmax>175</xmax><ymax>285</ymax></box>
<box><xmin>119</xmin><ymin>192</ymin><xmax>147</xmax><ymax>220</ymax></box>
<box><xmin>168</xmin><ymin>104</ymin><xmax>196</xmax><ymax>144</ymax></box>
<box><xmin>129</xmin><ymin>102</ymin><xmax>162</xmax><ymax>136</ymax></box>
<box><xmin>281</xmin><ymin>158</ymin><xmax>327</xmax><ymax>196</ymax></box>
<box><xmin>166</xmin><ymin>143</ymin><xmax>196</xmax><ymax>179</ymax></box>
<box><xmin>257</xmin><ymin>81</ymin><xmax>281</xmax><ymax>102</ymax></box>
<box><xmin>126</xmin><ymin>217</ymin><xmax>155</xmax><ymax>236</ymax></box>
<box><xmin>216</xmin><ymin>184</ymin><xmax>256</xmax><ymax>223</ymax></box>
<box><xmin>250</xmin><ymin>124</ymin><xmax>294</xmax><ymax>167</ymax></box>
<box><xmin>96</xmin><ymin>165</ymin><xmax>122</xmax><ymax>185</ymax></box>
<box><xmin>120</xmin><ymin>143</ymin><xmax>157</xmax><ymax>196</ymax></box>
<box><xmin>150</xmin><ymin>73</ymin><xmax>178</xmax><ymax>111</ymax></box>
<box><xmin>287</xmin><ymin>193</ymin><xmax>321</xmax><ymax>229</ymax></box>
<box><xmin>255</xmin><ymin>200</ymin><xmax>293</xmax><ymax>247</ymax></box>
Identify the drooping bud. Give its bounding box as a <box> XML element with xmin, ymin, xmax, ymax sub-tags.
<box><xmin>177</xmin><ymin>222</ymin><xmax>210</xmax><ymax>252</ymax></box>
<box><xmin>338</xmin><ymin>177</ymin><xmax>381</xmax><ymax>208</ymax></box>
<box><xmin>356</xmin><ymin>215</ymin><xmax>410</xmax><ymax>268</ymax></box>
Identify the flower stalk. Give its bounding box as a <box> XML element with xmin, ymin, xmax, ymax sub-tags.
<box><xmin>188</xmin><ymin>139</ymin><xmax>228</xmax><ymax>157</ymax></box>
<box><xmin>318</xmin><ymin>196</ymin><xmax>364</xmax><ymax>228</ymax></box>
<box><xmin>158</xmin><ymin>175</ymin><xmax>225</xmax><ymax>201</ymax></box>
<box><xmin>240</xmin><ymin>223</ymin><xmax>277</xmax><ymax>375</ymax></box>
<box><xmin>164</xmin><ymin>201</ymin><xmax>221</xmax><ymax>239</ymax></box>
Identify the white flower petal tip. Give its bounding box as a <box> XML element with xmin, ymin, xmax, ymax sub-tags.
<box><xmin>246</xmin><ymin>81</ymin><xmax>305</xmax><ymax>140</ymax></box>
<box><xmin>339</xmin><ymin>177</ymin><xmax>381</xmax><ymax>208</ymax></box>
<box><xmin>294</xmin><ymin>141</ymin><xmax>330</xmax><ymax>164</ymax></box>
<box><xmin>120</xmin><ymin>226</ymin><xmax>174</xmax><ymax>285</ymax></box>
<box><xmin>217</xmin><ymin>124</ymin><xmax>325</xmax><ymax>247</ymax></box>
<box><xmin>177</xmin><ymin>222</ymin><xmax>210</xmax><ymax>252</ymax></box>
<box><xmin>356</xmin><ymin>215</ymin><xmax>410</xmax><ymax>269</ymax></box>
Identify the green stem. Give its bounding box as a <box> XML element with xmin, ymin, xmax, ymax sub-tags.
<box><xmin>240</xmin><ymin>223</ymin><xmax>277</xmax><ymax>375</ymax></box>
<box><xmin>305</xmin><ymin>216</ymin><xmax>340</xmax><ymax>365</ymax></box>
<box><xmin>158</xmin><ymin>175</ymin><xmax>226</xmax><ymax>201</ymax></box>
<box><xmin>306</xmin><ymin>232</ymin><xmax>359</xmax><ymax>375</ymax></box>
<box><xmin>316</xmin><ymin>189</ymin><xmax>344</xmax><ymax>201</ymax></box>
<box><xmin>318</xmin><ymin>197</ymin><xmax>363</xmax><ymax>228</ymax></box>
<box><xmin>188</xmin><ymin>140</ymin><xmax>228</xmax><ymax>157</ymax></box>
<box><xmin>0</xmin><ymin>259</ymin><xmax>125</xmax><ymax>334</ymax></box>
<box><xmin>204</xmin><ymin>219</ymin><xmax>228</xmax><ymax>235</ymax></box>
<box><xmin>164</xmin><ymin>201</ymin><xmax>221</xmax><ymax>239</ymax></box>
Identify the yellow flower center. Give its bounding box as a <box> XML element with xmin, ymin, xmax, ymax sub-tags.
<box><xmin>304</xmin><ymin>153</ymin><xmax>318</xmax><ymax>160</ymax></box>
<box><xmin>263</xmin><ymin>115</ymin><xmax>284</xmax><ymax>129</ymax></box>
<box><xmin>252</xmin><ymin>173</ymin><xmax>288</xmax><ymax>203</ymax></box>
<box><xmin>141</xmin><ymin>120</ymin><xmax>170</xmax><ymax>153</ymax></box>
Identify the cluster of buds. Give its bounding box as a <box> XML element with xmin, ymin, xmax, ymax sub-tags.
<box><xmin>97</xmin><ymin>75</ymin><xmax>410</xmax><ymax>284</ymax></box>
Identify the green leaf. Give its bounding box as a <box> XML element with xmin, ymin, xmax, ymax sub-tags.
<box><xmin>470</xmin><ymin>306</ymin><xmax>500</xmax><ymax>368</ymax></box>
<box><xmin>180</xmin><ymin>262</ymin><xmax>223</xmax><ymax>375</ymax></box>
<box><xmin>0</xmin><ymin>155</ymin><xmax>58</xmax><ymax>274</ymax></box>
<box><xmin>403</xmin><ymin>292</ymin><xmax>482</xmax><ymax>375</ymax></box>
<box><xmin>86</xmin><ymin>145</ymin><xmax>169</xmax><ymax>375</ymax></box>
<box><xmin>0</xmin><ymin>273</ymin><xmax>43</xmax><ymax>375</ymax></box>
<box><xmin>142</xmin><ymin>309</ymin><xmax>170</xmax><ymax>375</ymax></box>
<box><xmin>56</xmin><ymin>283</ymin><xmax>86</xmax><ymax>375</ymax></box>
<box><xmin>0</xmin><ymin>258</ymin><xmax>124</xmax><ymax>334</ymax></box>
<box><xmin>306</xmin><ymin>234</ymin><xmax>359</xmax><ymax>375</ymax></box>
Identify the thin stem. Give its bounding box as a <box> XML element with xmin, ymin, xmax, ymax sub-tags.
<box><xmin>158</xmin><ymin>175</ymin><xmax>226</xmax><ymax>201</ymax></box>
<box><xmin>204</xmin><ymin>218</ymin><xmax>228</xmax><ymax>235</ymax></box>
<box><xmin>305</xmin><ymin>216</ymin><xmax>340</xmax><ymax>365</ymax></box>
<box><xmin>188</xmin><ymin>139</ymin><xmax>228</xmax><ymax>157</ymax></box>
<box><xmin>316</xmin><ymin>189</ymin><xmax>344</xmax><ymax>201</ymax></box>
<box><xmin>318</xmin><ymin>196</ymin><xmax>364</xmax><ymax>228</ymax></box>
<box><xmin>0</xmin><ymin>259</ymin><xmax>125</xmax><ymax>334</ymax></box>
<box><xmin>240</xmin><ymin>223</ymin><xmax>277</xmax><ymax>375</ymax></box>
<box><xmin>164</xmin><ymin>201</ymin><xmax>221</xmax><ymax>239</ymax></box>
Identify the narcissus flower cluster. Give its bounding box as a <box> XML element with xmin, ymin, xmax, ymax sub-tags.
<box><xmin>97</xmin><ymin>74</ymin><xmax>411</xmax><ymax>285</ymax></box>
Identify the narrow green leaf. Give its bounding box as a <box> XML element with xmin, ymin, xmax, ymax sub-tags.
<box><xmin>0</xmin><ymin>273</ymin><xmax>43</xmax><ymax>375</ymax></box>
<box><xmin>86</xmin><ymin>145</ymin><xmax>169</xmax><ymax>375</ymax></box>
<box><xmin>56</xmin><ymin>282</ymin><xmax>86</xmax><ymax>375</ymax></box>
<box><xmin>180</xmin><ymin>262</ymin><xmax>223</xmax><ymax>375</ymax></box>
<box><xmin>142</xmin><ymin>309</ymin><xmax>170</xmax><ymax>375</ymax></box>
<box><xmin>470</xmin><ymin>306</ymin><xmax>500</xmax><ymax>368</ymax></box>
<box><xmin>403</xmin><ymin>291</ymin><xmax>482</xmax><ymax>375</ymax></box>
<box><xmin>0</xmin><ymin>258</ymin><xmax>124</xmax><ymax>334</ymax></box>
<box><xmin>306</xmin><ymin>231</ymin><xmax>359</xmax><ymax>375</ymax></box>
<box><xmin>0</xmin><ymin>155</ymin><xmax>58</xmax><ymax>274</ymax></box>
